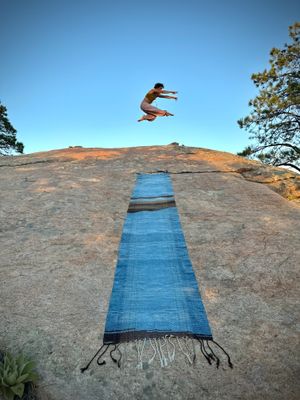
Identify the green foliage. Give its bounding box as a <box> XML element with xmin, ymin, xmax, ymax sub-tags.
<box><xmin>0</xmin><ymin>352</ymin><xmax>39</xmax><ymax>400</ymax></box>
<box><xmin>238</xmin><ymin>22</ymin><xmax>300</xmax><ymax>172</ymax></box>
<box><xmin>0</xmin><ymin>102</ymin><xmax>24</xmax><ymax>155</ymax></box>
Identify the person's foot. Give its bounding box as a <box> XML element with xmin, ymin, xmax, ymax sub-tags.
<box><xmin>164</xmin><ymin>111</ymin><xmax>174</xmax><ymax>117</ymax></box>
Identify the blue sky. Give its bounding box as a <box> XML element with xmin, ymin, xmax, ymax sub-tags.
<box><xmin>1</xmin><ymin>0</ymin><xmax>299</xmax><ymax>155</ymax></box>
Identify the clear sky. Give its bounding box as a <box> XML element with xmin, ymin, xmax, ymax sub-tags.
<box><xmin>1</xmin><ymin>0</ymin><xmax>299</xmax><ymax>155</ymax></box>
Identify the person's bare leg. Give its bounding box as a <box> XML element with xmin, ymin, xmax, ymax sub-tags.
<box><xmin>147</xmin><ymin>114</ymin><xmax>156</xmax><ymax>122</ymax></box>
<box><xmin>138</xmin><ymin>115</ymin><xmax>148</xmax><ymax>122</ymax></box>
<box><xmin>138</xmin><ymin>113</ymin><xmax>156</xmax><ymax>122</ymax></box>
<box><xmin>163</xmin><ymin>111</ymin><xmax>174</xmax><ymax>117</ymax></box>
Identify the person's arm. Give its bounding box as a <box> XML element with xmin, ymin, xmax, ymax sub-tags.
<box><xmin>161</xmin><ymin>90</ymin><xmax>177</xmax><ymax>94</ymax></box>
<box><xmin>158</xmin><ymin>95</ymin><xmax>177</xmax><ymax>100</ymax></box>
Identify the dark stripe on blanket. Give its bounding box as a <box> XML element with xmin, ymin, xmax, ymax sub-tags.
<box><xmin>103</xmin><ymin>330</ymin><xmax>213</xmax><ymax>344</ymax></box>
<box><xmin>128</xmin><ymin>199</ymin><xmax>176</xmax><ymax>212</ymax></box>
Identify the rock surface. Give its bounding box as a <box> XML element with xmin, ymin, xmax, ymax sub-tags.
<box><xmin>0</xmin><ymin>144</ymin><xmax>299</xmax><ymax>400</ymax></box>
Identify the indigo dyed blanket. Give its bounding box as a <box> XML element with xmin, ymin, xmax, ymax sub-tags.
<box><xmin>82</xmin><ymin>173</ymin><xmax>232</xmax><ymax>371</ymax></box>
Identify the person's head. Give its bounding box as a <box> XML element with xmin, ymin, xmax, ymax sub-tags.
<box><xmin>154</xmin><ymin>82</ymin><xmax>164</xmax><ymax>91</ymax></box>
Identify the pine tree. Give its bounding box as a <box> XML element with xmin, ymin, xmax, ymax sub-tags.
<box><xmin>237</xmin><ymin>22</ymin><xmax>300</xmax><ymax>172</ymax></box>
<box><xmin>0</xmin><ymin>102</ymin><xmax>24</xmax><ymax>155</ymax></box>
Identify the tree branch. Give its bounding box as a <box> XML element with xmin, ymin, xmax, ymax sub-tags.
<box><xmin>274</xmin><ymin>163</ymin><xmax>300</xmax><ymax>172</ymax></box>
<box><xmin>253</xmin><ymin>143</ymin><xmax>300</xmax><ymax>154</ymax></box>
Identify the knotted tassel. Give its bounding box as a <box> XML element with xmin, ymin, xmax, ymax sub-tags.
<box><xmin>110</xmin><ymin>344</ymin><xmax>122</xmax><ymax>368</ymax></box>
<box><xmin>81</xmin><ymin>344</ymin><xmax>110</xmax><ymax>373</ymax></box>
<box><xmin>205</xmin><ymin>340</ymin><xmax>220</xmax><ymax>368</ymax></box>
<box><xmin>197</xmin><ymin>339</ymin><xmax>212</xmax><ymax>365</ymax></box>
<box><xmin>211</xmin><ymin>339</ymin><xmax>233</xmax><ymax>369</ymax></box>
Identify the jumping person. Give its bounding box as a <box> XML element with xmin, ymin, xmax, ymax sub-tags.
<box><xmin>138</xmin><ymin>83</ymin><xmax>178</xmax><ymax>122</ymax></box>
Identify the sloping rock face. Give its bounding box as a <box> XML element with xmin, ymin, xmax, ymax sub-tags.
<box><xmin>0</xmin><ymin>144</ymin><xmax>299</xmax><ymax>400</ymax></box>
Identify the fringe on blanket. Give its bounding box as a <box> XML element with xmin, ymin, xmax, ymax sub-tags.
<box><xmin>81</xmin><ymin>336</ymin><xmax>233</xmax><ymax>372</ymax></box>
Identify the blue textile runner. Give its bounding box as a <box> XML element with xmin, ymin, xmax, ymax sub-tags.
<box><xmin>81</xmin><ymin>172</ymin><xmax>233</xmax><ymax>371</ymax></box>
<box><xmin>103</xmin><ymin>172</ymin><xmax>213</xmax><ymax>343</ymax></box>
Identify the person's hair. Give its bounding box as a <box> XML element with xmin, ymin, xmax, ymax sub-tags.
<box><xmin>154</xmin><ymin>83</ymin><xmax>164</xmax><ymax>89</ymax></box>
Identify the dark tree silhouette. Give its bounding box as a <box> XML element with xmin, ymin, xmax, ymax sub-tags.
<box><xmin>0</xmin><ymin>102</ymin><xmax>24</xmax><ymax>155</ymax></box>
<box><xmin>237</xmin><ymin>22</ymin><xmax>300</xmax><ymax>172</ymax></box>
